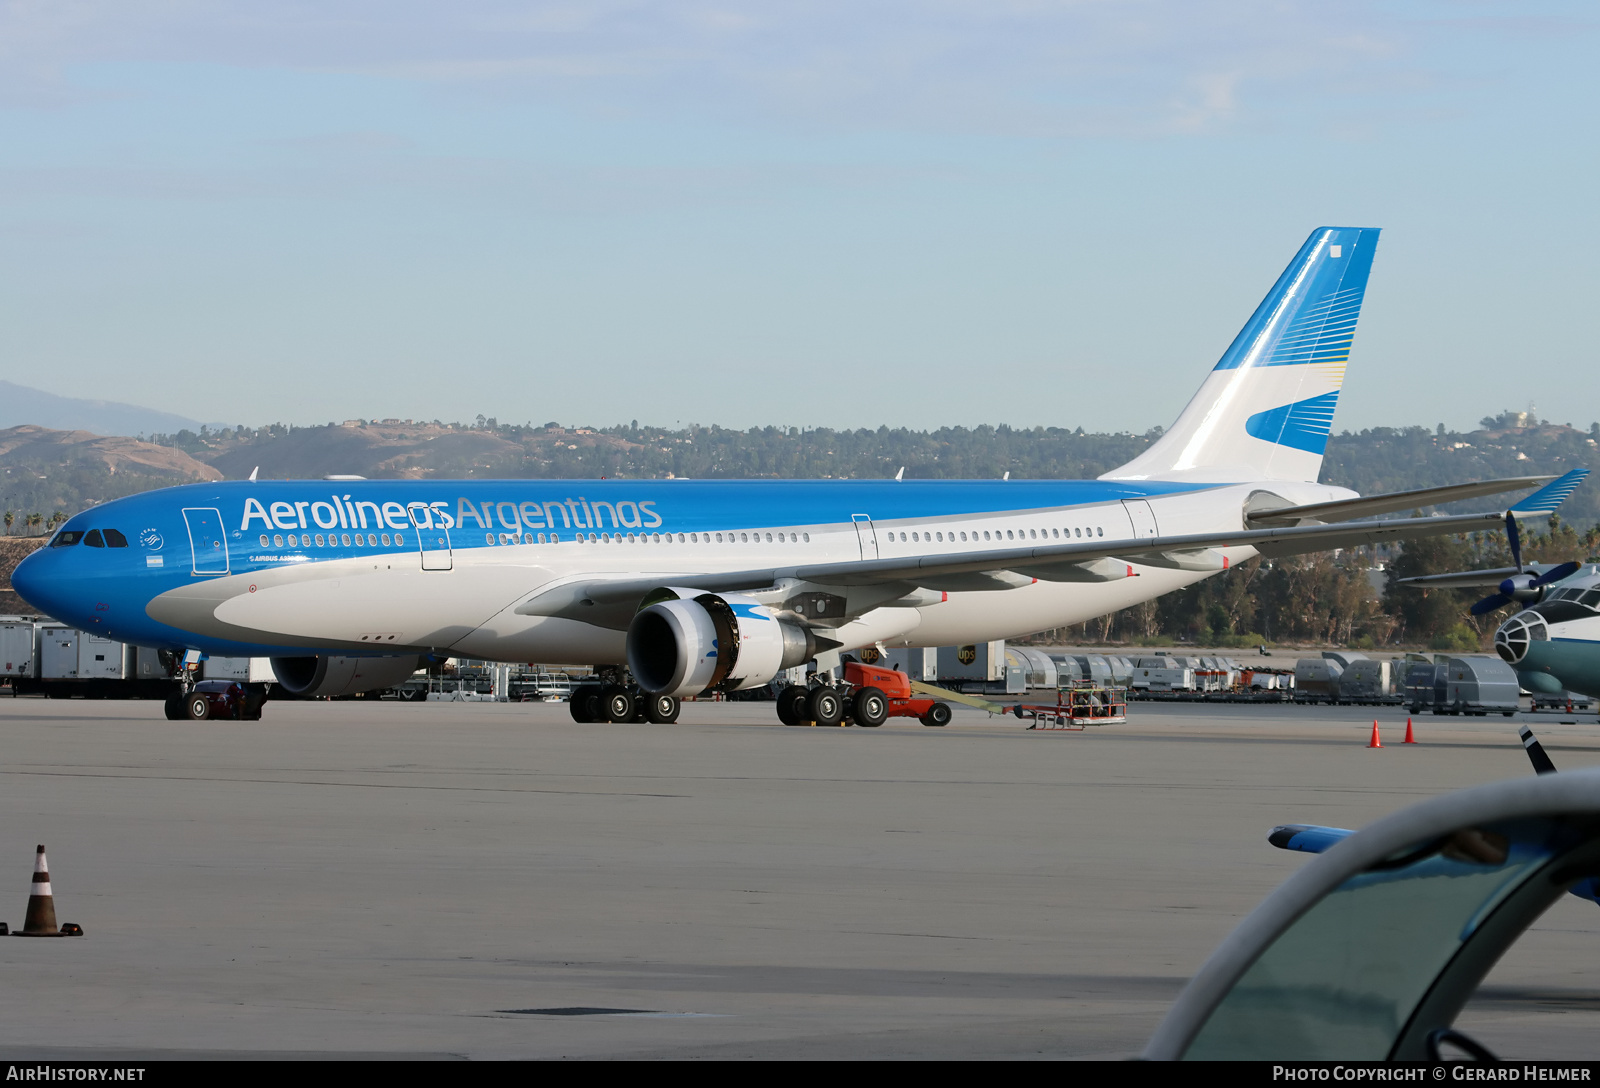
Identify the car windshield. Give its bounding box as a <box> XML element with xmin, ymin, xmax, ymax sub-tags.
<box><xmin>1183</xmin><ymin>817</ymin><xmax>1572</xmax><ymax>1060</ymax></box>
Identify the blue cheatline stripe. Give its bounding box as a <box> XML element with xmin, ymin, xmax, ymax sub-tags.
<box><xmin>1512</xmin><ymin>468</ymin><xmax>1591</xmax><ymax>514</ymax></box>
<box><xmin>1243</xmin><ymin>392</ymin><xmax>1340</xmax><ymax>455</ymax></box>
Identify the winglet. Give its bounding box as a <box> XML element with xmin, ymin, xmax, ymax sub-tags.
<box><xmin>1510</xmin><ymin>467</ymin><xmax>1588</xmax><ymax>516</ymax></box>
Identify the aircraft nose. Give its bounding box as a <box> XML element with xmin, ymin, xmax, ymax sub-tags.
<box><xmin>1495</xmin><ymin>610</ymin><xmax>1544</xmax><ymax>664</ymax></box>
<box><xmin>9</xmin><ymin>545</ymin><xmax>66</xmax><ymax>618</ymax></box>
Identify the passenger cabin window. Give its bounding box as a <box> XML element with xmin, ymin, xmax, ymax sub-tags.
<box><xmin>51</xmin><ymin>531</ymin><xmax>82</xmax><ymax>547</ymax></box>
<box><xmin>103</xmin><ymin>529</ymin><xmax>128</xmax><ymax>547</ymax></box>
<box><xmin>83</xmin><ymin>529</ymin><xmax>105</xmax><ymax>547</ymax></box>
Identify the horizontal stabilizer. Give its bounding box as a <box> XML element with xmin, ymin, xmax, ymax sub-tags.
<box><xmin>1509</xmin><ymin>468</ymin><xmax>1590</xmax><ymax>515</ymax></box>
<box><xmin>1246</xmin><ymin>476</ymin><xmax>1556</xmax><ymax>528</ymax></box>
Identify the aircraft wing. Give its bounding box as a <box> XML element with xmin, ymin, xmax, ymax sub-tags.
<box><xmin>786</xmin><ymin>508</ymin><xmax>1515</xmax><ymax>586</ymax></box>
<box><xmin>518</xmin><ymin>508</ymin><xmax>1518</xmax><ymax>622</ymax></box>
<box><xmin>1397</xmin><ymin>564</ymin><xmax>1559</xmax><ymax>590</ymax></box>
<box><xmin>518</xmin><ymin>471</ymin><xmax>1586</xmax><ymax>621</ymax></box>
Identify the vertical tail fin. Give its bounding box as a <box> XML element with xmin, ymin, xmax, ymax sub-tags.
<box><xmin>1103</xmin><ymin>226</ymin><xmax>1380</xmax><ymax>483</ymax></box>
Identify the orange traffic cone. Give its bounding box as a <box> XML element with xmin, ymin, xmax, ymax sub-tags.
<box><xmin>15</xmin><ymin>845</ymin><xmax>81</xmax><ymax>937</ymax></box>
<box><xmin>1367</xmin><ymin>721</ymin><xmax>1383</xmax><ymax>749</ymax></box>
<box><xmin>1403</xmin><ymin>717</ymin><xmax>1417</xmax><ymax>744</ymax></box>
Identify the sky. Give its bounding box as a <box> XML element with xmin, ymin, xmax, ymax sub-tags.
<box><xmin>0</xmin><ymin>1</ymin><xmax>1595</xmax><ymax>435</ymax></box>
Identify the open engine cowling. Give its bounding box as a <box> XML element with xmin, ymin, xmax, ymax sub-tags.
<box><xmin>270</xmin><ymin>655</ymin><xmax>424</xmax><ymax>698</ymax></box>
<box><xmin>627</xmin><ymin>589</ymin><xmax>818</xmax><ymax>697</ymax></box>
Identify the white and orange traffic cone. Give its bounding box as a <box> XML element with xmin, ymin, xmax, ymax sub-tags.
<box><xmin>15</xmin><ymin>845</ymin><xmax>82</xmax><ymax>937</ymax></box>
<box><xmin>1366</xmin><ymin>721</ymin><xmax>1384</xmax><ymax>749</ymax></box>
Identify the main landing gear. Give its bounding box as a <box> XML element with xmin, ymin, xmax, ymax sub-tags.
<box><xmin>777</xmin><ymin>683</ymin><xmax>897</xmax><ymax>728</ymax></box>
<box><xmin>570</xmin><ymin>682</ymin><xmax>681</xmax><ymax>724</ymax></box>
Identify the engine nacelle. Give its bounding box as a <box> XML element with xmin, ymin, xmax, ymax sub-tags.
<box><xmin>627</xmin><ymin>589</ymin><xmax>818</xmax><ymax>697</ymax></box>
<box><xmin>270</xmin><ymin>655</ymin><xmax>424</xmax><ymax>698</ymax></box>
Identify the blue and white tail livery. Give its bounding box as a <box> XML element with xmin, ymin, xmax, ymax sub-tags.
<box><xmin>1106</xmin><ymin>227</ymin><xmax>1378</xmax><ymax>483</ymax></box>
<box><xmin>11</xmin><ymin>226</ymin><xmax>1576</xmax><ymax>715</ymax></box>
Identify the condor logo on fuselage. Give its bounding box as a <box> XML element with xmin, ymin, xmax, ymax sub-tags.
<box><xmin>239</xmin><ymin>495</ymin><xmax>664</xmax><ymax>535</ymax></box>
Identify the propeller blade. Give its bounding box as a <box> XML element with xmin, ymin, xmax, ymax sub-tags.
<box><xmin>1470</xmin><ymin>592</ymin><xmax>1515</xmax><ymax>616</ymax></box>
<box><xmin>1531</xmin><ymin>561</ymin><xmax>1581</xmax><ymax>589</ymax></box>
<box><xmin>1506</xmin><ymin>511</ymin><xmax>1523</xmax><ymax>571</ymax></box>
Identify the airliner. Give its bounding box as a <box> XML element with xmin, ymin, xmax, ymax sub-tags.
<box><xmin>11</xmin><ymin>227</ymin><xmax>1580</xmax><ymax>723</ymax></box>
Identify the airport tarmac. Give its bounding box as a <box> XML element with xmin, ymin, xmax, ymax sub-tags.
<box><xmin>0</xmin><ymin>695</ymin><xmax>1597</xmax><ymax>1061</ymax></box>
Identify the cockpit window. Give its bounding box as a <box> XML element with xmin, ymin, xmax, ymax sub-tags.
<box><xmin>1580</xmin><ymin>589</ymin><xmax>1600</xmax><ymax>608</ymax></box>
<box><xmin>103</xmin><ymin>528</ymin><xmax>128</xmax><ymax>548</ymax></box>
<box><xmin>83</xmin><ymin>529</ymin><xmax>105</xmax><ymax>548</ymax></box>
<box><xmin>50</xmin><ymin>531</ymin><xmax>82</xmax><ymax>548</ymax></box>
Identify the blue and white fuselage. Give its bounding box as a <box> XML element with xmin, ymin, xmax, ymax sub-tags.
<box><xmin>12</xmin><ymin>475</ymin><xmax>1349</xmax><ymax>662</ymax></box>
<box><xmin>14</xmin><ymin>226</ymin><xmax>1565</xmax><ymax>699</ymax></box>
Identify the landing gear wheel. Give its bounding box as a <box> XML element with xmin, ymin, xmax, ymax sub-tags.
<box><xmin>164</xmin><ymin>696</ymin><xmax>184</xmax><ymax>721</ymax></box>
<box><xmin>807</xmin><ymin>686</ymin><xmax>845</xmax><ymax>727</ymax></box>
<box><xmin>604</xmin><ymin>687</ymin><xmax>636</xmax><ymax>723</ymax></box>
<box><xmin>570</xmin><ymin>686</ymin><xmax>599</xmax><ymax>723</ymax></box>
<box><xmin>921</xmin><ymin>702</ymin><xmax>952</xmax><ymax>727</ymax></box>
<box><xmin>185</xmin><ymin>695</ymin><xmax>210</xmax><ymax>721</ymax></box>
<box><xmin>852</xmin><ymin>686</ymin><xmax>889</xmax><ymax>728</ymax></box>
<box><xmin>777</xmin><ymin>686</ymin><xmax>808</xmax><ymax>725</ymax></box>
<box><xmin>643</xmin><ymin>694</ymin><xmax>680</xmax><ymax>724</ymax></box>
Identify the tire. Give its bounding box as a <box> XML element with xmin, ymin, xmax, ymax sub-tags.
<box><xmin>852</xmin><ymin>686</ymin><xmax>889</xmax><ymax>728</ymax></box>
<box><xmin>807</xmin><ymin>686</ymin><xmax>845</xmax><ymax>727</ymax></box>
<box><xmin>777</xmin><ymin>686</ymin><xmax>807</xmax><ymax>725</ymax></box>
<box><xmin>604</xmin><ymin>688</ymin><xmax>636</xmax><ymax>723</ymax></box>
<box><xmin>569</xmin><ymin>687</ymin><xmax>598</xmax><ymax>723</ymax></box>
<box><xmin>163</xmin><ymin>696</ymin><xmax>184</xmax><ymax>721</ymax></box>
<box><xmin>921</xmin><ymin>702</ymin><xmax>953</xmax><ymax>727</ymax></box>
<box><xmin>643</xmin><ymin>694</ymin><xmax>680</xmax><ymax>724</ymax></box>
<box><xmin>185</xmin><ymin>695</ymin><xmax>211</xmax><ymax>721</ymax></box>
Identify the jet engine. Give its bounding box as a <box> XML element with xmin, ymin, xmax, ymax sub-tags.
<box><xmin>627</xmin><ymin>589</ymin><xmax>821</xmax><ymax>697</ymax></box>
<box><xmin>270</xmin><ymin>654</ymin><xmax>424</xmax><ymax>698</ymax></box>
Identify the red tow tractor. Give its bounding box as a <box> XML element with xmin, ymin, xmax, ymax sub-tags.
<box><xmin>777</xmin><ymin>661</ymin><xmax>954</xmax><ymax>728</ymax></box>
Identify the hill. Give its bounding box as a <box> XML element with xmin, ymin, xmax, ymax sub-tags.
<box><xmin>0</xmin><ymin>380</ymin><xmax>206</xmax><ymax>438</ymax></box>
<box><xmin>0</xmin><ymin>426</ymin><xmax>222</xmax><ymax>533</ymax></box>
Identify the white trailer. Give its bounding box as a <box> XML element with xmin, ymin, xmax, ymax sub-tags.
<box><xmin>78</xmin><ymin>631</ymin><xmax>127</xmax><ymax>681</ymax></box>
<box><xmin>1</xmin><ymin>620</ymin><xmax>36</xmax><ymax>679</ymax></box>
<box><xmin>38</xmin><ymin>625</ymin><xmax>80</xmax><ymax>680</ymax></box>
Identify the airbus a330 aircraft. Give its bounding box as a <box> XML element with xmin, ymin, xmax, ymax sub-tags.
<box><xmin>11</xmin><ymin>226</ymin><xmax>1580</xmax><ymax>724</ymax></box>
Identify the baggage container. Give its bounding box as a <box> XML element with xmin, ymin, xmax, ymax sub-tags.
<box><xmin>1404</xmin><ymin>664</ymin><xmax>1445</xmax><ymax>712</ymax></box>
<box><xmin>1072</xmin><ymin>654</ymin><xmax>1117</xmax><ymax>688</ymax></box>
<box><xmin>1005</xmin><ymin>647</ymin><xmax>1058</xmax><ymax>690</ymax></box>
<box><xmin>1294</xmin><ymin>658</ymin><xmax>1344</xmax><ymax>703</ymax></box>
<box><xmin>1440</xmin><ymin>655</ymin><xmax>1520</xmax><ymax>716</ymax></box>
<box><xmin>1337</xmin><ymin>659</ymin><xmax>1394</xmax><ymax>704</ymax></box>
